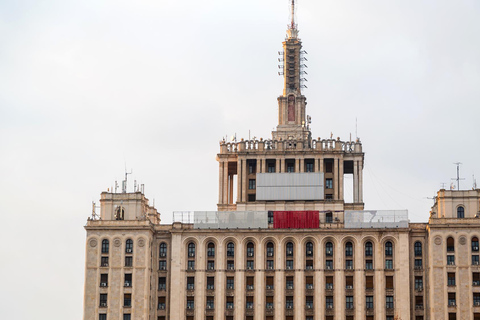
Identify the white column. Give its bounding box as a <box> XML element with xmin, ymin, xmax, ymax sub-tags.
<box><xmin>359</xmin><ymin>159</ymin><xmax>363</xmax><ymax>203</ymax></box>
<box><xmin>237</xmin><ymin>159</ymin><xmax>242</xmax><ymax>203</ymax></box>
<box><xmin>333</xmin><ymin>158</ymin><xmax>339</xmax><ymax>200</ymax></box>
<box><xmin>353</xmin><ymin>160</ymin><xmax>359</xmax><ymax>203</ymax></box>
<box><xmin>218</xmin><ymin>162</ymin><xmax>224</xmax><ymax>204</ymax></box>
<box><xmin>223</xmin><ymin>162</ymin><xmax>229</xmax><ymax>204</ymax></box>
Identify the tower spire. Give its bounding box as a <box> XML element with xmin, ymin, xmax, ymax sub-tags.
<box><xmin>291</xmin><ymin>0</ymin><xmax>295</xmax><ymax>29</ymax></box>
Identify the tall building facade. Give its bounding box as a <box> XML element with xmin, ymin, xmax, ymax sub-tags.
<box><xmin>83</xmin><ymin>2</ymin><xmax>480</xmax><ymax>320</ymax></box>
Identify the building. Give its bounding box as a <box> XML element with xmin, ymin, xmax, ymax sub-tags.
<box><xmin>83</xmin><ymin>2</ymin><xmax>480</xmax><ymax>320</ymax></box>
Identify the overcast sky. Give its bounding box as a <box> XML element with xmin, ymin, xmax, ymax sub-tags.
<box><xmin>1</xmin><ymin>0</ymin><xmax>480</xmax><ymax>319</ymax></box>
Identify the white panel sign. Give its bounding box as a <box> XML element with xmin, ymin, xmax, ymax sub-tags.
<box><xmin>256</xmin><ymin>173</ymin><xmax>324</xmax><ymax>200</ymax></box>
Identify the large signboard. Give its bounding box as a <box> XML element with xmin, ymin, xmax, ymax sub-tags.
<box><xmin>344</xmin><ymin>210</ymin><xmax>409</xmax><ymax>228</ymax></box>
<box><xmin>256</xmin><ymin>173</ymin><xmax>324</xmax><ymax>201</ymax></box>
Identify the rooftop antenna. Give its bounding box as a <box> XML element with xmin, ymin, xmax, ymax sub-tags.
<box><xmin>122</xmin><ymin>166</ymin><xmax>133</xmax><ymax>193</ymax></box>
<box><xmin>440</xmin><ymin>182</ymin><xmax>447</xmax><ymax>189</ymax></box>
<box><xmin>290</xmin><ymin>0</ymin><xmax>296</xmax><ymax>29</ymax></box>
<box><xmin>473</xmin><ymin>174</ymin><xmax>477</xmax><ymax>190</ymax></box>
<box><xmin>451</xmin><ymin>162</ymin><xmax>464</xmax><ymax>191</ymax></box>
<box><xmin>355</xmin><ymin>117</ymin><xmax>358</xmax><ymax>140</ymax></box>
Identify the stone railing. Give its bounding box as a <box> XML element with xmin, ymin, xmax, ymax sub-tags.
<box><xmin>220</xmin><ymin>137</ymin><xmax>362</xmax><ymax>154</ymax></box>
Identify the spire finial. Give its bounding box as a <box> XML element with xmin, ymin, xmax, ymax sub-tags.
<box><xmin>290</xmin><ymin>0</ymin><xmax>296</xmax><ymax>29</ymax></box>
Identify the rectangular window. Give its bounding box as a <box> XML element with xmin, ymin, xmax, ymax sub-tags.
<box><xmin>207</xmin><ymin>261</ymin><xmax>215</xmax><ymax>270</ymax></box>
<box><xmin>207</xmin><ymin>276</ymin><xmax>214</xmax><ymax>290</ymax></box>
<box><xmin>206</xmin><ymin>297</ymin><xmax>214</xmax><ymax>309</ymax></box>
<box><xmin>414</xmin><ymin>259</ymin><xmax>423</xmax><ymax>269</ymax></box>
<box><xmin>124</xmin><ymin>274</ymin><xmax>132</xmax><ymax>287</ymax></box>
<box><xmin>447</xmin><ymin>255</ymin><xmax>455</xmax><ymax>265</ymax></box>
<box><xmin>448</xmin><ymin>293</ymin><xmax>456</xmax><ymax>306</ymax></box>
<box><xmin>286</xmin><ymin>276</ymin><xmax>294</xmax><ymax>290</ymax></box>
<box><xmin>226</xmin><ymin>297</ymin><xmax>234</xmax><ymax>309</ymax></box>
<box><xmin>227</xmin><ymin>260</ymin><xmax>234</xmax><ymax>270</ymax></box>
<box><xmin>247</xmin><ymin>260</ymin><xmax>254</xmax><ymax>270</ymax></box>
<box><xmin>415</xmin><ymin>296</ymin><xmax>423</xmax><ymax>309</ymax></box>
<box><xmin>123</xmin><ymin>314</ymin><xmax>131</xmax><ymax>320</ymax></box>
<box><xmin>159</xmin><ymin>260</ymin><xmax>166</xmax><ymax>270</ymax></box>
<box><xmin>306</xmin><ymin>260</ymin><xmax>313</xmax><ymax>270</ymax></box>
<box><xmin>158</xmin><ymin>297</ymin><xmax>166</xmax><ymax>310</ymax></box>
<box><xmin>474</xmin><ymin>273</ymin><xmax>480</xmax><ymax>286</ymax></box>
<box><xmin>158</xmin><ymin>277</ymin><xmax>166</xmax><ymax>290</ymax></box>
<box><xmin>474</xmin><ymin>293</ymin><xmax>480</xmax><ymax>306</ymax></box>
<box><xmin>124</xmin><ymin>294</ymin><xmax>132</xmax><ymax>307</ymax></box>
<box><xmin>248</xmin><ymin>179</ymin><xmax>256</xmax><ymax>189</ymax></box>
<box><xmin>99</xmin><ymin>315</ymin><xmax>106</xmax><ymax>320</ymax></box>
<box><xmin>366</xmin><ymin>296</ymin><xmax>374</xmax><ymax>309</ymax></box>
<box><xmin>386</xmin><ymin>276</ymin><xmax>394</xmax><ymax>290</ymax></box>
<box><xmin>101</xmin><ymin>257</ymin><xmax>109</xmax><ymax>267</ymax></box>
<box><xmin>305</xmin><ymin>159</ymin><xmax>314</xmax><ymax>172</ymax></box>
<box><xmin>187</xmin><ymin>277</ymin><xmax>194</xmax><ymax>290</ymax></box>
<box><xmin>286</xmin><ymin>160</ymin><xmax>295</xmax><ymax>172</ymax></box>
<box><xmin>100</xmin><ymin>294</ymin><xmax>107</xmax><ymax>307</ymax></box>
<box><xmin>325</xmin><ymin>276</ymin><xmax>334</xmax><ymax>290</ymax></box>
<box><xmin>345</xmin><ymin>276</ymin><xmax>353</xmax><ymax>289</ymax></box>
<box><xmin>325</xmin><ymin>260</ymin><xmax>333</xmax><ymax>270</ymax></box>
<box><xmin>415</xmin><ymin>276</ymin><xmax>423</xmax><ymax>290</ymax></box>
<box><xmin>266</xmin><ymin>296</ymin><xmax>274</xmax><ymax>309</ymax></box>
<box><xmin>266</xmin><ymin>276</ymin><xmax>274</xmax><ymax>289</ymax></box>
<box><xmin>186</xmin><ymin>297</ymin><xmax>194</xmax><ymax>309</ymax></box>
<box><xmin>386</xmin><ymin>296</ymin><xmax>394</xmax><ymax>309</ymax></box>
<box><xmin>324</xmin><ymin>159</ymin><xmax>333</xmax><ymax>173</ymax></box>
<box><xmin>306</xmin><ymin>296</ymin><xmax>313</xmax><ymax>309</ymax></box>
<box><xmin>100</xmin><ymin>274</ymin><xmax>108</xmax><ymax>287</ymax></box>
<box><xmin>325</xmin><ymin>296</ymin><xmax>333</xmax><ymax>309</ymax></box>
<box><xmin>267</xmin><ymin>160</ymin><xmax>276</xmax><ymax>173</ymax></box>
<box><xmin>325</xmin><ymin>178</ymin><xmax>333</xmax><ymax>189</ymax></box>
<box><xmin>449</xmin><ymin>313</ymin><xmax>456</xmax><ymax>320</ymax></box>
<box><xmin>226</xmin><ymin>277</ymin><xmax>234</xmax><ymax>290</ymax></box>
<box><xmin>448</xmin><ymin>273</ymin><xmax>456</xmax><ymax>286</ymax></box>
<box><xmin>286</xmin><ymin>296</ymin><xmax>294</xmax><ymax>309</ymax></box>
<box><xmin>286</xmin><ymin>260</ymin><xmax>294</xmax><ymax>270</ymax></box>
<box><xmin>188</xmin><ymin>260</ymin><xmax>195</xmax><ymax>270</ymax></box>
<box><xmin>267</xmin><ymin>260</ymin><xmax>274</xmax><ymax>269</ymax></box>
<box><xmin>365</xmin><ymin>260</ymin><xmax>373</xmax><ymax>270</ymax></box>
<box><xmin>346</xmin><ymin>296</ymin><xmax>353</xmax><ymax>309</ymax></box>
<box><xmin>306</xmin><ymin>276</ymin><xmax>313</xmax><ymax>289</ymax></box>
<box><xmin>268</xmin><ymin>211</ymin><xmax>274</xmax><ymax>224</ymax></box>
<box><xmin>248</xmin><ymin>161</ymin><xmax>256</xmax><ymax>174</ymax></box>
<box><xmin>473</xmin><ymin>255</ymin><xmax>480</xmax><ymax>265</ymax></box>
<box><xmin>246</xmin><ymin>276</ymin><xmax>254</xmax><ymax>290</ymax></box>
<box><xmin>246</xmin><ymin>296</ymin><xmax>254</xmax><ymax>309</ymax></box>
<box><xmin>366</xmin><ymin>276</ymin><xmax>374</xmax><ymax>289</ymax></box>
<box><xmin>385</xmin><ymin>259</ymin><xmax>393</xmax><ymax>270</ymax></box>
<box><xmin>125</xmin><ymin>256</ymin><xmax>133</xmax><ymax>267</ymax></box>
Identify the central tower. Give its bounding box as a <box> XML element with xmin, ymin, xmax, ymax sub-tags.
<box><xmin>273</xmin><ymin>0</ymin><xmax>309</xmax><ymax>141</ymax></box>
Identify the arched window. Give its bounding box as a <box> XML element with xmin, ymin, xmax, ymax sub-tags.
<box><xmin>247</xmin><ymin>242</ymin><xmax>255</xmax><ymax>257</ymax></box>
<box><xmin>447</xmin><ymin>237</ymin><xmax>455</xmax><ymax>252</ymax></box>
<box><xmin>159</xmin><ymin>243</ymin><xmax>167</xmax><ymax>257</ymax></box>
<box><xmin>365</xmin><ymin>242</ymin><xmax>373</xmax><ymax>257</ymax></box>
<box><xmin>126</xmin><ymin>239</ymin><xmax>133</xmax><ymax>253</ymax></box>
<box><xmin>286</xmin><ymin>242</ymin><xmax>294</xmax><ymax>257</ymax></box>
<box><xmin>101</xmin><ymin>239</ymin><xmax>109</xmax><ymax>254</ymax></box>
<box><xmin>385</xmin><ymin>241</ymin><xmax>393</xmax><ymax>257</ymax></box>
<box><xmin>207</xmin><ymin>242</ymin><xmax>215</xmax><ymax>257</ymax></box>
<box><xmin>457</xmin><ymin>206</ymin><xmax>465</xmax><ymax>218</ymax></box>
<box><xmin>345</xmin><ymin>242</ymin><xmax>353</xmax><ymax>257</ymax></box>
<box><xmin>227</xmin><ymin>242</ymin><xmax>235</xmax><ymax>257</ymax></box>
<box><xmin>325</xmin><ymin>242</ymin><xmax>333</xmax><ymax>256</ymax></box>
<box><xmin>473</xmin><ymin>238</ymin><xmax>479</xmax><ymax>252</ymax></box>
<box><xmin>306</xmin><ymin>242</ymin><xmax>314</xmax><ymax>257</ymax></box>
<box><xmin>188</xmin><ymin>243</ymin><xmax>196</xmax><ymax>257</ymax></box>
<box><xmin>414</xmin><ymin>242</ymin><xmax>422</xmax><ymax>256</ymax></box>
<box><xmin>266</xmin><ymin>242</ymin><xmax>274</xmax><ymax>257</ymax></box>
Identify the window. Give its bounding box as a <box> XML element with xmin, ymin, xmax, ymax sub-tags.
<box><xmin>365</xmin><ymin>242</ymin><xmax>373</xmax><ymax>257</ymax></box>
<box><xmin>286</xmin><ymin>160</ymin><xmax>295</xmax><ymax>172</ymax></box>
<box><xmin>247</xmin><ymin>242</ymin><xmax>254</xmax><ymax>257</ymax></box>
<box><xmin>325</xmin><ymin>178</ymin><xmax>333</xmax><ymax>189</ymax></box>
<box><xmin>186</xmin><ymin>297</ymin><xmax>194</xmax><ymax>309</ymax></box>
<box><xmin>386</xmin><ymin>296</ymin><xmax>394</xmax><ymax>309</ymax></box>
<box><xmin>207</xmin><ymin>260</ymin><xmax>215</xmax><ymax>270</ymax></box>
<box><xmin>123</xmin><ymin>315</ymin><xmax>131</xmax><ymax>320</ymax></box>
<box><xmin>227</xmin><ymin>260</ymin><xmax>234</xmax><ymax>270</ymax></box>
<box><xmin>99</xmin><ymin>315</ymin><xmax>106</xmax><ymax>320</ymax></box>
<box><xmin>248</xmin><ymin>194</ymin><xmax>256</xmax><ymax>201</ymax></box>
<box><xmin>246</xmin><ymin>296</ymin><xmax>254</xmax><ymax>309</ymax></box>
<box><xmin>414</xmin><ymin>242</ymin><xmax>422</xmax><ymax>256</ymax></box>
<box><xmin>125</xmin><ymin>256</ymin><xmax>133</xmax><ymax>267</ymax></box>
<box><xmin>448</xmin><ymin>293</ymin><xmax>456</xmax><ymax>306</ymax></box>
<box><xmin>101</xmin><ymin>256</ymin><xmax>109</xmax><ymax>267</ymax></box>
<box><xmin>346</xmin><ymin>260</ymin><xmax>353</xmax><ymax>269</ymax></box>
<box><xmin>324</xmin><ymin>159</ymin><xmax>333</xmax><ymax>173</ymax></box>
<box><xmin>448</xmin><ymin>273</ymin><xmax>455</xmax><ymax>286</ymax></box>
<box><xmin>385</xmin><ymin>259</ymin><xmax>393</xmax><ymax>270</ymax></box>
<box><xmin>158</xmin><ymin>297</ymin><xmax>166</xmax><ymax>309</ymax></box>
<box><xmin>474</xmin><ymin>293</ymin><xmax>480</xmax><ymax>306</ymax></box>
<box><xmin>100</xmin><ymin>294</ymin><xmax>107</xmax><ymax>307</ymax></box>
<box><xmin>248</xmin><ymin>161</ymin><xmax>256</xmax><ymax>174</ymax></box>
<box><xmin>365</xmin><ymin>260</ymin><xmax>373</xmax><ymax>270</ymax></box>
<box><xmin>474</xmin><ymin>273</ymin><xmax>480</xmax><ymax>286</ymax></box>
<box><xmin>267</xmin><ymin>161</ymin><xmax>275</xmax><ymax>173</ymax></box>
<box><xmin>366</xmin><ymin>296</ymin><xmax>373</xmax><ymax>309</ymax></box>
<box><xmin>126</xmin><ymin>239</ymin><xmax>133</xmax><ymax>253</ymax></box>
<box><xmin>226</xmin><ymin>297</ymin><xmax>234</xmax><ymax>309</ymax></box>
<box><xmin>346</xmin><ymin>296</ymin><xmax>353</xmax><ymax>309</ymax></box>
<box><xmin>246</xmin><ymin>260</ymin><xmax>254</xmax><ymax>270</ymax></box>
<box><xmin>286</xmin><ymin>276</ymin><xmax>294</xmax><ymax>290</ymax></box>
<box><xmin>124</xmin><ymin>294</ymin><xmax>131</xmax><ymax>307</ymax></box>
<box><xmin>187</xmin><ymin>277</ymin><xmax>194</xmax><ymax>290</ymax></box>
<box><xmin>345</xmin><ymin>275</ymin><xmax>353</xmax><ymax>289</ymax></box>
<box><xmin>268</xmin><ymin>212</ymin><xmax>274</xmax><ymax>224</ymax></box>
<box><xmin>267</xmin><ymin>260</ymin><xmax>274</xmax><ymax>269</ymax></box>
<box><xmin>473</xmin><ymin>255</ymin><xmax>480</xmax><ymax>265</ymax></box>
<box><xmin>325</xmin><ymin>260</ymin><xmax>333</xmax><ymax>270</ymax></box>
<box><xmin>325</xmin><ymin>296</ymin><xmax>333</xmax><ymax>309</ymax></box>
<box><xmin>159</xmin><ymin>260</ymin><xmax>166</xmax><ymax>270</ymax></box>
<box><xmin>101</xmin><ymin>239</ymin><xmax>109</xmax><ymax>254</ymax></box>
<box><xmin>306</xmin><ymin>242</ymin><xmax>313</xmax><ymax>256</ymax></box>
<box><xmin>414</xmin><ymin>259</ymin><xmax>423</xmax><ymax>269</ymax></box>
<box><xmin>227</xmin><ymin>242</ymin><xmax>235</xmax><ymax>257</ymax></box>
<box><xmin>305</xmin><ymin>161</ymin><xmax>314</xmax><ymax>172</ymax></box>
<box><xmin>266</xmin><ymin>296</ymin><xmax>274</xmax><ymax>309</ymax></box>
<box><xmin>325</xmin><ymin>211</ymin><xmax>333</xmax><ymax>223</ymax></box>
<box><xmin>447</xmin><ymin>255</ymin><xmax>455</xmax><ymax>265</ymax></box>
<box><xmin>326</xmin><ymin>242</ymin><xmax>333</xmax><ymax>256</ymax></box>
<box><xmin>124</xmin><ymin>274</ymin><xmax>132</xmax><ymax>287</ymax></box>
<box><xmin>457</xmin><ymin>206</ymin><xmax>465</xmax><ymax>218</ymax></box>
<box><xmin>187</xmin><ymin>260</ymin><xmax>195</xmax><ymax>270</ymax></box>
<box><xmin>206</xmin><ymin>297</ymin><xmax>214</xmax><ymax>309</ymax></box>
<box><xmin>449</xmin><ymin>313</ymin><xmax>457</xmax><ymax>320</ymax></box>
<box><xmin>345</xmin><ymin>242</ymin><xmax>353</xmax><ymax>257</ymax></box>
<box><xmin>306</xmin><ymin>260</ymin><xmax>313</xmax><ymax>270</ymax></box>
<box><xmin>286</xmin><ymin>260</ymin><xmax>294</xmax><ymax>270</ymax></box>
<box><xmin>187</xmin><ymin>243</ymin><xmax>196</xmax><ymax>258</ymax></box>
<box><xmin>248</xmin><ymin>179</ymin><xmax>256</xmax><ymax>190</ymax></box>
<box><xmin>415</xmin><ymin>276</ymin><xmax>423</xmax><ymax>290</ymax></box>
<box><xmin>473</xmin><ymin>237</ymin><xmax>479</xmax><ymax>252</ymax></box>
<box><xmin>159</xmin><ymin>242</ymin><xmax>167</xmax><ymax>257</ymax></box>
<box><xmin>447</xmin><ymin>237</ymin><xmax>455</xmax><ymax>252</ymax></box>
<box><xmin>286</xmin><ymin>242</ymin><xmax>294</xmax><ymax>256</ymax></box>
<box><xmin>386</xmin><ymin>276</ymin><xmax>394</xmax><ymax>290</ymax></box>
<box><xmin>325</xmin><ymin>276</ymin><xmax>334</xmax><ymax>290</ymax></box>
<box><xmin>385</xmin><ymin>241</ymin><xmax>393</xmax><ymax>256</ymax></box>
<box><xmin>100</xmin><ymin>274</ymin><xmax>108</xmax><ymax>287</ymax></box>
<box><xmin>415</xmin><ymin>296</ymin><xmax>423</xmax><ymax>309</ymax></box>
<box><xmin>266</xmin><ymin>242</ymin><xmax>274</xmax><ymax>256</ymax></box>
<box><xmin>207</xmin><ymin>242</ymin><xmax>215</xmax><ymax>257</ymax></box>
<box><xmin>366</xmin><ymin>276</ymin><xmax>374</xmax><ymax>290</ymax></box>
<box><xmin>286</xmin><ymin>296</ymin><xmax>294</xmax><ymax>309</ymax></box>
<box><xmin>306</xmin><ymin>296</ymin><xmax>313</xmax><ymax>309</ymax></box>
<box><xmin>306</xmin><ymin>276</ymin><xmax>313</xmax><ymax>289</ymax></box>
<box><xmin>226</xmin><ymin>277</ymin><xmax>234</xmax><ymax>290</ymax></box>
<box><xmin>158</xmin><ymin>277</ymin><xmax>166</xmax><ymax>290</ymax></box>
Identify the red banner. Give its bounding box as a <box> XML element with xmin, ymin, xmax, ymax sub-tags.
<box><xmin>273</xmin><ymin>211</ymin><xmax>319</xmax><ymax>229</ymax></box>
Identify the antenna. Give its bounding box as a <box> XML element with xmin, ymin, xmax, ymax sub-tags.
<box><xmin>440</xmin><ymin>182</ymin><xmax>447</xmax><ymax>189</ymax></box>
<box><xmin>123</xmin><ymin>166</ymin><xmax>133</xmax><ymax>193</ymax></box>
<box><xmin>290</xmin><ymin>0</ymin><xmax>295</xmax><ymax>29</ymax></box>
<box><xmin>451</xmin><ymin>162</ymin><xmax>464</xmax><ymax>190</ymax></box>
<box><xmin>355</xmin><ymin>117</ymin><xmax>358</xmax><ymax>140</ymax></box>
<box><xmin>473</xmin><ymin>174</ymin><xmax>477</xmax><ymax>190</ymax></box>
